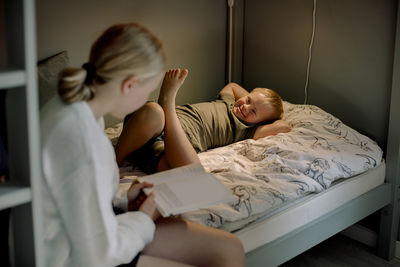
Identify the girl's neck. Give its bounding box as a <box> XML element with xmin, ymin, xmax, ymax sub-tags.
<box><xmin>87</xmin><ymin>83</ymin><xmax>118</xmax><ymax>120</ymax></box>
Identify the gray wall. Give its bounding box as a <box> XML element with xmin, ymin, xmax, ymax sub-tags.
<box><xmin>36</xmin><ymin>0</ymin><xmax>228</xmax><ymax>126</ymax></box>
<box><xmin>36</xmin><ymin>0</ymin><xmax>397</xmax><ymax>147</ymax></box>
<box><xmin>243</xmin><ymin>0</ymin><xmax>397</xmax><ymax>149</ymax></box>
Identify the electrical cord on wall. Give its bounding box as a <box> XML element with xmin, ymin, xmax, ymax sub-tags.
<box><xmin>227</xmin><ymin>0</ymin><xmax>234</xmax><ymax>83</ymax></box>
<box><xmin>304</xmin><ymin>0</ymin><xmax>317</xmax><ymax>104</ymax></box>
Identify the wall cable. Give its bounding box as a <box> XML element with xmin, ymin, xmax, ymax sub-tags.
<box><xmin>227</xmin><ymin>0</ymin><xmax>234</xmax><ymax>83</ymax></box>
<box><xmin>304</xmin><ymin>0</ymin><xmax>317</xmax><ymax>104</ymax></box>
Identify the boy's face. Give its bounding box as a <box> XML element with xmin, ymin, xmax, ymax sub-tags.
<box><xmin>233</xmin><ymin>92</ymin><xmax>276</xmax><ymax>124</ymax></box>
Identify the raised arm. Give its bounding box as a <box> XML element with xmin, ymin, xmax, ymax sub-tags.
<box><xmin>252</xmin><ymin>120</ymin><xmax>291</xmax><ymax>140</ymax></box>
<box><xmin>219</xmin><ymin>83</ymin><xmax>249</xmax><ymax>100</ymax></box>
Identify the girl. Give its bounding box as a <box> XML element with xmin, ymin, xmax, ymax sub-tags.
<box><xmin>40</xmin><ymin>23</ymin><xmax>244</xmax><ymax>267</ymax></box>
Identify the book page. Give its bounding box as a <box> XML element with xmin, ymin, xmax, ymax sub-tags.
<box><xmin>138</xmin><ymin>163</ymin><xmax>234</xmax><ymax>216</ymax></box>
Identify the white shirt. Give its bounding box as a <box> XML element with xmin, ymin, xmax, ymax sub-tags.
<box><xmin>40</xmin><ymin>96</ymin><xmax>155</xmax><ymax>267</ymax></box>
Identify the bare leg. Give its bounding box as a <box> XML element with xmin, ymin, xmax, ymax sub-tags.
<box><xmin>142</xmin><ymin>218</ymin><xmax>245</xmax><ymax>267</ymax></box>
<box><xmin>137</xmin><ymin>255</ymin><xmax>194</xmax><ymax>267</ymax></box>
<box><xmin>115</xmin><ymin>102</ymin><xmax>165</xmax><ymax>166</ymax></box>
<box><xmin>158</xmin><ymin>68</ymin><xmax>200</xmax><ymax>168</ymax></box>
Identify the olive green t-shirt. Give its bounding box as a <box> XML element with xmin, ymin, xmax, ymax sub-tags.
<box><xmin>176</xmin><ymin>93</ymin><xmax>257</xmax><ymax>152</ymax></box>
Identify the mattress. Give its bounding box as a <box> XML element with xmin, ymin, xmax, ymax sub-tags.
<box><xmin>234</xmin><ymin>162</ymin><xmax>385</xmax><ymax>253</ymax></box>
<box><xmin>106</xmin><ymin>101</ymin><xmax>384</xmax><ymax>241</ymax></box>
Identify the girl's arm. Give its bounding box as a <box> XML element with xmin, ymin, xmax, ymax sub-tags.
<box><xmin>219</xmin><ymin>83</ymin><xmax>249</xmax><ymax>100</ymax></box>
<box><xmin>252</xmin><ymin>120</ymin><xmax>291</xmax><ymax>140</ymax></box>
<box><xmin>43</xmin><ymin>156</ymin><xmax>155</xmax><ymax>266</ymax></box>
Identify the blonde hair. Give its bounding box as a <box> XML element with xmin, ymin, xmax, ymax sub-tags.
<box><xmin>251</xmin><ymin>88</ymin><xmax>284</xmax><ymax>120</ymax></box>
<box><xmin>58</xmin><ymin>23</ymin><xmax>165</xmax><ymax>104</ymax></box>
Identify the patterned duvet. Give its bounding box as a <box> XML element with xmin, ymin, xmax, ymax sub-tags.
<box><xmin>180</xmin><ymin>102</ymin><xmax>383</xmax><ymax>231</ymax></box>
<box><xmin>106</xmin><ymin>101</ymin><xmax>383</xmax><ymax>231</ymax></box>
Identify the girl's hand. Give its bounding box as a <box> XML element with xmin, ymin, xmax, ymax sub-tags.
<box><xmin>139</xmin><ymin>192</ymin><xmax>161</xmax><ymax>221</ymax></box>
<box><xmin>127</xmin><ymin>181</ymin><xmax>153</xmax><ymax>211</ymax></box>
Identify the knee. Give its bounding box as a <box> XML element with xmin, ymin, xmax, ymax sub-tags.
<box><xmin>228</xmin><ymin>235</ymin><xmax>245</xmax><ymax>260</ymax></box>
<box><xmin>202</xmin><ymin>230</ymin><xmax>245</xmax><ymax>267</ymax></box>
<box><xmin>232</xmin><ymin>235</ymin><xmax>244</xmax><ymax>252</ymax></box>
<box><xmin>218</xmin><ymin>234</ymin><xmax>245</xmax><ymax>267</ymax></box>
<box><xmin>143</xmin><ymin>102</ymin><xmax>164</xmax><ymax>121</ymax></box>
<box><xmin>134</xmin><ymin>102</ymin><xmax>165</xmax><ymax>133</ymax></box>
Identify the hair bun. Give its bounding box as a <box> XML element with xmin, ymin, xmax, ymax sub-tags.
<box><xmin>82</xmin><ymin>63</ymin><xmax>96</xmax><ymax>85</ymax></box>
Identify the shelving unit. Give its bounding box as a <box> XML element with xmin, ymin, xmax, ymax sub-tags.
<box><xmin>1</xmin><ymin>0</ymin><xmax>43</xmax><ymax>266</ymax></box>
<box><xmin>0</xmin><ymin>184</ymin><xmax>31</xmax><ymax>211</ymax></box>
<box><xmin>0</xmin><ymin>70</ymin><xmax>26</xmax><ymax>89</ymax></box>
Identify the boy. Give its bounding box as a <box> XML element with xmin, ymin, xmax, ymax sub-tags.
<box><xmin>115</xmin><ymin>69</ymin><xmax>291</xmax><ymax>173</ymax></box>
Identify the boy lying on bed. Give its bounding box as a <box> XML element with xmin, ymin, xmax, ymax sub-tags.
<box><xmin>115</xmin><ymin>68</ymin><xmax>291</xmax><ymax>173</ymax></box>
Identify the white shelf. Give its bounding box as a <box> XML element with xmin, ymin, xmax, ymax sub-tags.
<box><xmin>1</xmin><ymin>0</ymin><xmax>43</xmax><ymax>265</ymax></box>
<box><xmin>0</xmin><ymin>70</ymin><xmax>26</xmax><ymax>90</ymax></box>
<box><xmin>0</xmin><ymin>183</ymin><xmax>31</xmax><ymax>210</ymax></box>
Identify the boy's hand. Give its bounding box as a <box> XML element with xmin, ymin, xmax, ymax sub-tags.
<box><xmin>253</xmin><ymin>120</ymin><xmax>291</xmax><ymax>140</ymax></box>
<box><xmin>272</xmin><ymin>120</ymin><xmax>291</xmax><ymax>133</ymax></box>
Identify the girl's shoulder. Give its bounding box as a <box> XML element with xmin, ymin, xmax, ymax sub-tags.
<box><xmin>41</xmin><ymin>96</ymin><xmax>99</xmax><ymax>150</ymax></box>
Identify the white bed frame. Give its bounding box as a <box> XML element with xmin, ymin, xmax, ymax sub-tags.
<box><xmin>226</xmin><ymin>1</ymin><xmax>400</xmax><ymax>265</ymax></box>
<box><xmin>240</xmin><ymin>166</ymin><xmax>391</xmax><ymax>266</ymax></box>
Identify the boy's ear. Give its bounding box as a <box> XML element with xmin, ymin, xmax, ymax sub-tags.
<box><xmin>121</xmin><ymin>76</ymin><xmax>138</xmax><ymax>95</ymax></box>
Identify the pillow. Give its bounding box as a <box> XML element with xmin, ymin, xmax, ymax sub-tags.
<box><xmin>37</xmin><ymin>51</ymin><xmax>69</xmax><ymax>108</ymax></box>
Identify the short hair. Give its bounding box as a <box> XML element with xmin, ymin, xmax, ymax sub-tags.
<box><xmin>251</xmin><ymin>88</ymin><xmax>284</xmax><ymax>120</ymax></box>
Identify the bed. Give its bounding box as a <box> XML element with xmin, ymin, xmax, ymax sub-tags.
<box><xmin>106</xmin><ymin>100</ymin><xmax>392</xmax><ymax>266</ymax></box>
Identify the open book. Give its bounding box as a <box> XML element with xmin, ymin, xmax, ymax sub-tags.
<box><xmin>137</xmin><ymin>163</ymin><xmax>234</xmax><ymax>217</ymax></box>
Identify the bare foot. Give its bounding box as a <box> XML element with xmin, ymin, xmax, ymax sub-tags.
<box><xmin>158</xmin><ymin>68</ymin><xmax>188</xmax><ymax>107</ymax></box>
